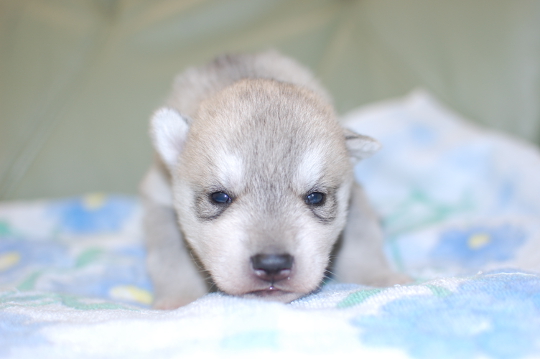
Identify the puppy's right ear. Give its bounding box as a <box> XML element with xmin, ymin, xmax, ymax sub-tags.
<box><xmin>149</xmin><ymin>107</ymin><xmax>190</xmax><ymax>170</ymax></box>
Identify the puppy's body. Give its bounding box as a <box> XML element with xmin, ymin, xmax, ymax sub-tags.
<box><xmin>141</xmin><ymin>51</ymin><xmax>406</xmax><ymax>309</ymax></box>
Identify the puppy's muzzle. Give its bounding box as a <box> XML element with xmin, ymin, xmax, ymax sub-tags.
<box><xmin>251</xmin><ymin>254</ymin><xmax>293</xmax><ymax>283</ymax></box>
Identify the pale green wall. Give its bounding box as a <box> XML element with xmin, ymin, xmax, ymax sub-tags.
<box><xmin>1</xmin><ymin>0</ymin><xmax>539</xmax><ymax>200</ymax></box>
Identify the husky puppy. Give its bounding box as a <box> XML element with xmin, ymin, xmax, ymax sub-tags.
<box><xmin>140</xmin><ymin>51</ymin><xmax>407</xmax><ymax>309</ymax></box>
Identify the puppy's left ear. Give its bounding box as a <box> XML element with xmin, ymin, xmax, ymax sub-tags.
<box><xmin>150</xmin><ymin>107</ymin><xmax>190</xmax><ymax>171</ymax></box>
<box><xmin>343</xmin><ymin>128</ymin><xmax>381</xmax><ymax>163</ymax></box>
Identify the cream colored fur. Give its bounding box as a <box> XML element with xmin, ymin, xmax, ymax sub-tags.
<box><xmin>140</xmin><ymin>51</ymin><xmax>408</xmax><ymax>309</ymax></box>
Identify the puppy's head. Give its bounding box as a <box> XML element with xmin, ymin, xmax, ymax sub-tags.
<box><xmin>150</xmin><ymin>79</ymin><xmax>379</xmax><ymax>302</ymax></box>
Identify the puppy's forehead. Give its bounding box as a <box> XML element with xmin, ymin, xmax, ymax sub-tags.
<box><xmin>186</xmin><ymin>79</ymin><xmax>349</xmax><ymax>185</ymax></box>
<box><xmin>195</xmin><ymin>79</ymin><xmax>336</xmax><ymax>136</ymax></box>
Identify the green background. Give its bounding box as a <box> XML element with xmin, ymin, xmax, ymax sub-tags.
<box><xmin>1</xmin><ymin>0</ymin><xmax>539</xmax><ymax>200</ymax></box>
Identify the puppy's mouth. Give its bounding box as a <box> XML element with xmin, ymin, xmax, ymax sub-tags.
<box><xmin>241</xmin><ymin>284</ymin><xmax>305</xmax><ymax>303</ymax></box>
<box><xmin>248</xmin><ymin>286</ymin><xmax>290</xmax><ymax>297</ymax></box>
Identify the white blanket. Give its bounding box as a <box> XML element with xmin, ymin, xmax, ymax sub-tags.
<box><xmin>1</xmin><ymin>91</ymin><xmax>539</xmax><ymax>358</ymax></box>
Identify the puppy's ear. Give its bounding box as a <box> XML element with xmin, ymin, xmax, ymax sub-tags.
<box><xmin>343</xmin><ymin>128</ymin><xmax>381</xmax><ymax>163</ymax></box>
<box><xmin>150</xmin><ymin>107</ymin><xmax>190</xmax><ymax>170</ymax></box>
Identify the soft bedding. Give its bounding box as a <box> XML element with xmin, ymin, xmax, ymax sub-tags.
<box><xmin>1</xmin><ymin>91</ymin><xmax>539</xmax><ymax>358</ymax></box>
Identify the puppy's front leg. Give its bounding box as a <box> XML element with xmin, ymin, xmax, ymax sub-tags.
<box><xmin>333</xmin><ymin>182</ymin><xmax>410</xmax><ymax>286</ymax></box>
<box><xmin>143</xmin><ymin>199</ymin><xmax>209</xmax><ymax>309</ymax></box>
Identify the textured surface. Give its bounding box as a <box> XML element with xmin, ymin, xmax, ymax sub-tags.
<box><xmin>1</xmin><ymin>93</ymin><xmax>540</xmax><ymax>358</ymax></box>
<box><xmin>1</xmin><ymin>0</ymin><xmax>539</xmax><ymax>200</ymax></box>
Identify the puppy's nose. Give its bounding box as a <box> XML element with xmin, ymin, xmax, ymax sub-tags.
<box><xmin>251</xmin><ymin>254</ymin><xmax>293</xmax><ymax>282</ymax></box>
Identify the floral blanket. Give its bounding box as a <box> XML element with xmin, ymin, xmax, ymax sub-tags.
<box><xmin>1</xmin><ymin>91</ymin><xmax>539</xmax><ymax>359</ymax></box>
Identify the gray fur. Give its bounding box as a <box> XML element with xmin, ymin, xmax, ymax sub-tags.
<box><xmin>141</xmin><ymin>51</ymin><xmax>408</xmax><ymax>309</ymax></box>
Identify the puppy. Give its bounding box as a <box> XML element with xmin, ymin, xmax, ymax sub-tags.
<box><xmin>140</xmin><ymin>51</ymin><xmax>407</xmax><ymax>309</ymax></box>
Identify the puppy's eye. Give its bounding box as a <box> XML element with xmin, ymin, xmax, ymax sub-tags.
<box><xmin>305</xmin><ymin>192</ymin><xmax>325</xmax><ymax>206</ymax></box>
<box><xmin>210</xmin><ymin>191</ymin><xmax>232</xmax><ymax>204</ymax></box>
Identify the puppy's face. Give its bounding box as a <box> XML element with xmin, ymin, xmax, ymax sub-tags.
<box><xmin>151</xmin><ymin>79</ymin><xmax>379</xmax><ymax>302</ymax></box>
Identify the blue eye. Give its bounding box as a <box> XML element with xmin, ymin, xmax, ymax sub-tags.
<box><xmin>211</xmin><ymin>192</ymin><xmax>232</xmax><ymax>204</ymax></box>
<box><xmin>305</xmin><ymin>192</ymin><xmax>325</xmax><ymax>206</ymax></box>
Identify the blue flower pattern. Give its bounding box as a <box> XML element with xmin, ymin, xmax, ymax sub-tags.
<box><xmin>431</xmin><ymin>225</ymin><xmax>526</xmax><ymax>268</ymax></box>
<box><xmin>48</xmin><ymin>194</ymin><xmax>135</xmax><ymax>234</ymax></box>
<box><xmin>352</xmin><ymin>272</ymin><xmax>540</xmax><ymax>359</ymax></box>
<box><xmin>0</xmin><ymin>195</ymin><xmax>152</xmax><ymax>306</ymax></box>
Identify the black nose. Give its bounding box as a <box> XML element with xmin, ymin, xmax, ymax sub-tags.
<box><xmin>251</xmin><ymin>254</ymin><xmax>293</xmax><ymax>282</ymax></box>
